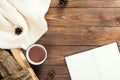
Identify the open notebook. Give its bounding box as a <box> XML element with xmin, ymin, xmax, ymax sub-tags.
<box><xmin>65</xmin><ymin>42</ymin><xmax>120</xmax><ymax>80</ymax></box>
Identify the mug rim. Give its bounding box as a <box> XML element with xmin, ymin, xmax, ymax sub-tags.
<box><xmin>26</xmin><ymin>44</ymin><xmax>47</xmax><ymax>65</ymax></box>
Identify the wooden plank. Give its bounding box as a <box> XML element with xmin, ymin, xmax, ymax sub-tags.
<box><xmin>46</xmin><ymin>8</ymin><xmax>120</xmax><ymax>27</ymax></box>
<box><xmin>35</xmin><ymin>65</ymin><xmax>70</xmax><ymax>80</ymax></box>
<box><xmin>50</xmin><ymin>0</ymin><xmax>120</xmax><ymax>8</ymax></box>
<box><xmin>33</xmin><ymin>46</ymin><xmax>96</xmax><ymax>65</ymax></box>
<box><xmin>37</xmin><ymin>26</ymin><xmax>120</xmax><ymax>46</ymax></box>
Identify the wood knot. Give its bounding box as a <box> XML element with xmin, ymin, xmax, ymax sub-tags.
<box><xmin>113</xmin><ymin>17</ymin><xmax>120</xmax><ymax>24</ymax></box>
<box><xmin>15</xmin><ymin>27</ymin><xmax>23</xmax><ymax>35</ymax></box>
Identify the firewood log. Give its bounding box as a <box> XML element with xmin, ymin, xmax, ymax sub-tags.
<box><xmin>0</xmin><ymin>50</ymin><xmax>21</xmax><ymax>78</ymax></box>
<box><xmin>2</xmin><ymin>68</ymin><xmax>36</xmax><ymax>80</ymax></box>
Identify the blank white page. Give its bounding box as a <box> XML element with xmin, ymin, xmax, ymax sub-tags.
<box><xmin>65</xmin><ymin>42</ymin><xmax>120</xmax><ymax>80</ymax></box>
<box><xmin>92</xmin><ymin>42</ymin><xmax>120</xmax><ymax>80</ymax></box>
<box><xmin>65</xmin><ymin>50</ymin><xmax>99</xmax><ymax>80</ymax></box>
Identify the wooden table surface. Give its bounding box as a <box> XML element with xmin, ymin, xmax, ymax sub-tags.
<box><xmin>32</xmin><ymin>0</ymin><xmax>120</xmax><ymax>80</ymax></box>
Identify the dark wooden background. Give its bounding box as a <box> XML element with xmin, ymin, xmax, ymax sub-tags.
<box><xmin>33</xmin><ymin>0</ymin><xmax>120</xmax><ymax>80</ymax></box>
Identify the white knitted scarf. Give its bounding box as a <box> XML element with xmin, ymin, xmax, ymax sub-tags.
<box><xmin>0</xmin><ymin>0</ymin><xmax>51</xmax><ymax>49</ymax></box>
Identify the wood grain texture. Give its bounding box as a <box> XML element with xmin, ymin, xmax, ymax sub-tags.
<box><xmin>10</xmin><ymin>49</ymin><xmax>39</xmax><ymax>80</ymax></box>
<box><xmin>35</xmin><ymin>0</ymin><xmax>120</xmax><ymax>80</ymax></box>
<box><xmin>37</xmin><ymin>26</ymin><xmax>120</xmax><ymax>46</ymax></box>
<box><xmin>3</xmin><ymin>68</ymin><xmax>36</xmax><ymax>80</ymax></box>
<box><xmin>37</xmin><ymin>65</ymin><xmax>70</xmax><ymax>80</ymax></box>
<box><xmin>0</xmin><ymin>50</ymin><xmax>22</xmax><ymax>78</ymax></box>
<box><xmin>37</xmin><ymin>46</ymin><xmax>97</xmax><ymax>65</ymax></box>
<box><xmin>11</xmin><ymin>49</ymin><xmax>31</xmax><ymax>68</ymax></box>
<box><xmin>51</xmin><ymin>0</ymin><xmax>120</xmax><ymax>8</ymax></box>
<box><xmin>46</xmin><ymin>8</ymin><xmax>120</xmax><ymax>27</ymax></box>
